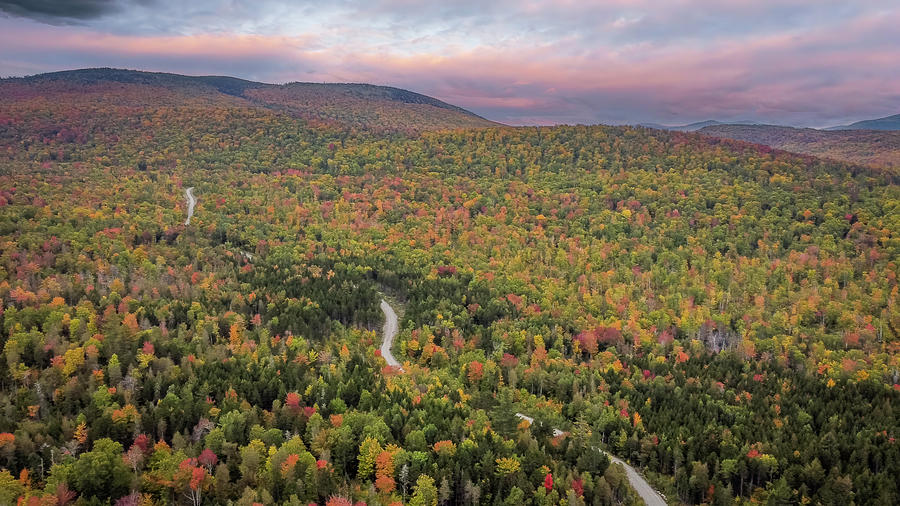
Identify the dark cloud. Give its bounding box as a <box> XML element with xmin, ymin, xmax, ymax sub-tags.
<box><xmin>0</xmin><ymin>0</ymin><xmax>123</xmax><ymax>23</ymax></box>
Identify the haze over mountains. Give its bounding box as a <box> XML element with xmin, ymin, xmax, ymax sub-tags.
<box><xmin>637</xmin><ymin>120</ymin><xmax>761</xmax><ymax>132</ymax></box>
<box><xmin>10</xmin><ymin>67</ymin><xmax>899</xmax><ymax>140</ymax></box>
<box><xmin>637</xmin><ymin>113</ymin><xmax>900</xmax><ymax>168</ymax></box>
<box><xmin>640</xmin><ymin>113</ymin><xmax>900</xmax><ymax>133</ymax></box>
<box><xmin>825</xmin><ymin>114</ymin><xmax>900</xmax><ymax>131</ymax></box>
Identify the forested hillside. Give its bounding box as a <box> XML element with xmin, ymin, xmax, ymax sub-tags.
<box><xmin>2</xmin><ymin>68</ymin><xmax>497</xmax><ymax>135</ymax></box>
<box><xmin>697</xmin><ymin>124</ymin><xmax>900</xmax><ymax>169</ymax></box>
<box><xmin>0</xmin><ymin>72</ymin><xmax>898</xmax><ymax>505</ymax></box>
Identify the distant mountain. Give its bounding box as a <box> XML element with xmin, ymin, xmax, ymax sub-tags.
<box><xmin>639</xmin><ymin>119</ymin><xmax>760</xmax><ymax>132</ymax></box>
<box><xmin>826</xmin><ymin>114</ymin><xmax>900</xmax><ymax>131</ymax></box>
<box><xmin>3</xmin><ymin>68</ymin><xmax>499</xmax><ymax>133</ymax></box>
<box><xmin>698</xmin><ymin>124</ymin><xmax>900</xmax><ymax>169</ymax></box>
<box><xmin>22</xmin><ymin>67</ymin><xmax>267</xmax><ymax>96</ymax></box>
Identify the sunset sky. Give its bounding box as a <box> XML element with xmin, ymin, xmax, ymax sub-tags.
<box><xmin>0</xmin><ymin>0</ymin><xmax>897</xmax><ymax>127</ymax></box>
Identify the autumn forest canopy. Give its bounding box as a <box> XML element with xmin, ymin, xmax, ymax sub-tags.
<box><xmin>0</xmin><ymin>69</ymin><xmax>898</xmax><ymax>505</ymax></box>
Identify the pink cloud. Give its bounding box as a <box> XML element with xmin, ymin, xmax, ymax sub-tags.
<box><xmin>0</xmin><ymin>3</ymin><xmax>897</xmax><ymax>127</ymax></box>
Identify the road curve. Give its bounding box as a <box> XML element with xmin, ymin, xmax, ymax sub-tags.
<box><xmin>184</xmin><ymin>187</ymin><xmax>196</xmax><ymax>225</ymax></box>
<box><xmin>378</xmin><ymin>301</ymin><xmax>663</xmax><ymax>503</ymax></box>
<box><xmin>515</xmin><ymin>413</ymin><xmax>666</xmax><ymax>506</ymax></box>
<box><xmin>379</xmin><ymin>299</ymin><xmax>403</xmax><ymax>372</ymax></box>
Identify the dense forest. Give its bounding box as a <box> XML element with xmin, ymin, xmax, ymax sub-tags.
<box><xmin>0</xmin><ymin>70</ymin><xmax>898</xmax><ymax>505</ymax></box>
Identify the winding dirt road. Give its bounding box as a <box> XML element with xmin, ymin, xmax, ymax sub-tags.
<box><xmin>379</xmin><ymin>299</ymin><xmax>403</xmax><ymax>372</ymax></box>
<box><xmin>514</xmin><ymin>412</ymin><xmax>667</xmax><ymax>506</ymax></box>
<box><xmin>184</xmin><ymin>187</ymin><xmax>196</xmax><ymax>225</ymax></box>
<box><xmin>376</xmin><ymin>300</ymin><xmax>664</xmax><ymax>504</ymax></box>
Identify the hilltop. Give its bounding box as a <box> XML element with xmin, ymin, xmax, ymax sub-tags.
<box><xmin>1</xmin><ymin>67</ymin><xmax>499</xmax><ymax>133</ymax></box>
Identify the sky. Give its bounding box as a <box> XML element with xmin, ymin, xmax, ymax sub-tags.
<box><xmin>0</xmin><ymin>0</ymin><xmax>898</xmax><ymax>127</ymax></box>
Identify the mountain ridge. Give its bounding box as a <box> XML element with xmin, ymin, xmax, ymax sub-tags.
<box><xmin>3</xmin><ymin>67</ymin><xmax>499</xmax><ymax>132</ymax></box>
<box><xmin>826</xmin><ymin>113</ymin><xmax>900</xmax><ymax>131</ymax></box>
<box><xmin>638</xmin><ymin>119</ymin><xmax>760</xmax><ymax>131</ymax></box>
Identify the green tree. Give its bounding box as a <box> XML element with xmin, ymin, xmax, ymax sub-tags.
<box><xmin>410</xmin><ymin>474</ymin><xmax>438</xmax><ymax>506</ymax></box>
<box><xmin>357</xmin><ymin>436</ymin><xmax>382</xmax><ymax>480</ymax></box>
<box><xmin>72</xmin><ymin>438</ymin><xmax>132</xmax><ymax>499</ymax></box>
